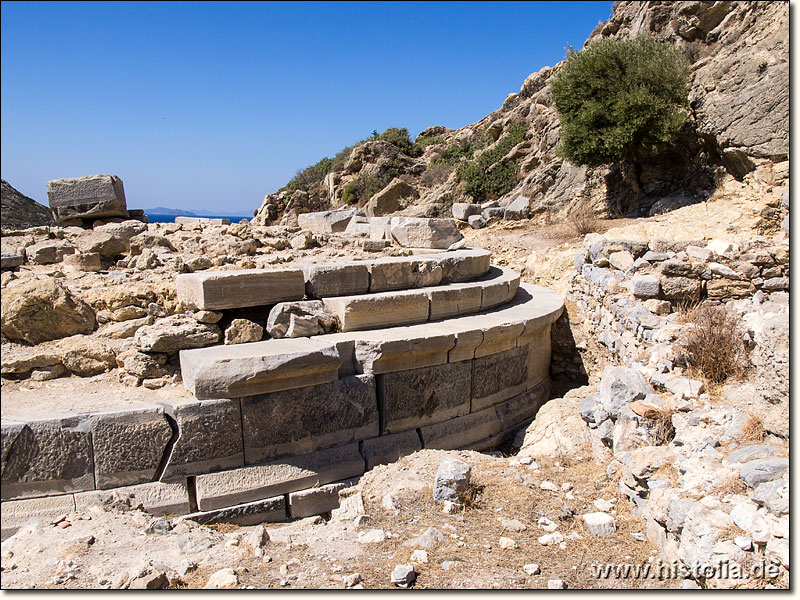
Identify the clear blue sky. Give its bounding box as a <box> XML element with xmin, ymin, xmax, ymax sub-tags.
<box><xmin>1</xmin><ymin>1</ymin><xmax>614</xmax><ymax>215</ymax></box>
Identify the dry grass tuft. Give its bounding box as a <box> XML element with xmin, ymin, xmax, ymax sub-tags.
<box><xmin>714</xmin><ymin>475</ymin><xmax>749</xmax><ymax>497</ymax></box>
<box><xmin>680</xmin><ymin>303</ymin><xmax>749</xmax><ymax>384</ymax></box>
<box><xmin>740</xmin><ymin>413</ymin><xmax>767</xmax><ymax>443</ymax></box>
<box><xmin>569</xmin><ymin>203</ymin><xmax>599</xmax><ymax>237</ymax></box>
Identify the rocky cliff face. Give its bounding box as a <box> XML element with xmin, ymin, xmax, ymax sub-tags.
<box><xmin>254</xmin><ymin>1</ymin><xmax>788</xmax><ymax>226</ymax></box>
<box><xmin>1</xmin><ymin>180</ymin><xmax>54</xmax><ymax>230</ymax></box>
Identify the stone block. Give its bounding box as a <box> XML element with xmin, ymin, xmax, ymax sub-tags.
<box><xmin>369</xmin><ymin>216</ymin><xmax>392</xmax><ymax>240</ymax></box>
<box><xmin>368</xmin><ymin>257</ymin><xmax>442</xmax><ymax>292</ymax></box>
<box><xmin>344</xmin><ymin>217</ymin><xmax>371</xmax><ymax>236</ymax></box>
<box><xmin>176</xmin><ymin>268</ymin><xmax>305</xmax><ymax>310</ymax></box>
<box><xmin>366</xmin><ymin>179</ymin><xmax>418</xmax><ymax>217</ymax></box>
<box><xmin>90</xmin><ymin>406</ymin><xmax>174</xmax><ymax>489</ymax></box>
<box><xmin>382</xmin><ymin>361</ymin><xmax>472</xmax><ymax>432</ymax></box>
<box><xmin>434</xmin><ymin>248</ymin><xmax>492</xmax><ymax>283</ymax></box>
<box><xmin>349</xmin><ymin>329</ymin><xmax>456</xmax><ymax>374</ymax></box>
<box><xmin>630</xmin><ymin>275</ymin><xmax>661</xmax><ymax>298</ymax></box>
<box><xmin>195</xmin><ymin>443</ymin><xmax>364</xmax><ymax>511</ymax></box>
<box><xmin>47</xmin><ymin>174</ymin><xmax>128</xmax><ymax>222</ymax></box>
<box><xmin>303</xmin><ymin>263</ymin><xmax>370</xmax><ymax>298</ymax></box>
<box><xmin>181</xmin><ymin>495</ymin><xmax>287</xmax><ymax>526</ymax></box>
<box><xmin>448</xmin><ymin>327</ymin><xmax>484</xmax><ymax>362</ymax></box>
<box><xmin>503</xmin><ymin>196</ymin><xmax>530</xmax><ymax>220</ymax></box>
<box><xmin>25</xmin><ymin>239</ymin><xmax>76</xmax><ymax>265</ymax></box>
<box><xmin>471</xmin><ymin>345</ymin><xmax>529</xmax><ymax>411</ymax></box>
<box><xmin>1</xmin><ymin>253</ymin><xmax>24</xmax><ymax>270</ymax></box>
<box><xmin>660</xmin><ymin>276</ymin><xmax>703</xmax><ymax>301</ymax></box>
<box><xmin>179</xmin><ymin>337</ymin><xmax>341</xmax><ymax>399</ymax></box>
<box><xmin>362</xmin><ymin>239</ymin><xmax>391</xmax><ymax>252</ymax></box>
<box><xmin>522</xmin><ymin>326</ymin><xmax>552</xmax><ymax>390</ymax></box>
<box><xmin>475</xmin><ymin>321</ymin><xmax>525</xmax><ymax>358</ymax></box>
<box><xmin>288</xmin><ymin>478</ymin><xmax>358</xmax><ymax>519</ymax></box>
<box><xmin>419</xmin><ymin>406</ymin><xmax>503</xmax><ymax>450</ymax></box>
<box><xmin>297</xmin><ymin>209</ymin><xmax>360</xmax><ymax>234</ymax></box>
<box><xmin>241</xmin><ymin>375</ymin><xmax>378</xmax><ymax>464</ymax></box>
<box><xmin>480</xmin><ymin>267</ymin><xmax>520</xmax><ymax>309</ymax></box>
<box><xmin>1</xmin><ymin>494</ymin><xmax>77</xmax><ymax>541</ymax></box>
<box><xmin>62</xmin><ymin>252</ymin><xmax>102</xmax><ymax>273</ymax></box>
<box><xmin>360</xmin><ymin>430</ymin><xmax>422</xmax><ymax>469</ymax></box>
<box><xmin>706</xmin><ymin>279</ymin><xmax>755</xmax><ymax>299</ymax></box>
<box><xmin>1</xmin><ymin>417</ymin><xmax>94</xmax><ymax>500</ymax></box>
<box><xmin>161</xmin><ymin>399</ymin><xmax>243</xmax><ymax>479</ymax></box>
<box><xmin>494</xmin><ymin>379</ymin><xmax>551</xmax><ymax>431</ymax></box>
<box><xmin>389</xmin><ymin>217</ymin><xmax>463</xmax><ymax>249</ymax></box>
<box><xmin>74</xmin><ymin>480</ymin><xmax>190</xmax><ymax>516</ymax></box>
<box><xmin>322</xmin><ymin>289</ymin><xmax>430</xmax><ymax>332</ymax></box>
<box><xmin>451</xmin><ymin>202</ymin><xmax>481</xmax><ymax>221</ymax></box>
<box><xmin>427</xmin><ymin>283</ymin><xmax>483</xmax><ymax>320</ymax></box>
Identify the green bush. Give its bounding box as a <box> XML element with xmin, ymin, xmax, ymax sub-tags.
<box><xmin>550</xmin><ymin>34</ymin><xmax>690</xmax><ymax>169</ymax></box>
<box><xmin>455</xmin><ymin>124</ymin><xmax>527</xmax><ymax>202</ymax></box>
<box><xmin>341</xmin><ymin>173</ymin><xmax>387</xmax><ymax>205</ymax></box>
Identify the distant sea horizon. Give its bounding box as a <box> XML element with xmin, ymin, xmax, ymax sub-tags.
<box><xmin>144</xmin><ymin>210</ymin><xmax>252</xmax><ymax>224</ymax></box>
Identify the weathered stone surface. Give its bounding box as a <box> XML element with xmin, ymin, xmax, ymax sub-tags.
<box><xmin>297</xmin><ymin>209</ymin><xmax>361</xmax><ymax>234</ymax></box>
<box><xmin>360</xmin><ymin>429</ymin><xmax>421</xmax><ymax>469</ymax></box>
<box><xmin>495</xmin><ymin>380</ymin><xmax>550</xmax><ymax>432</ymax></box>
<box><xmin>368</xmin><ymin>257</ymin><xmax>443</xmax><ymax>292</ymax></box>
<box><xmin>119</xmin><ymin>350</ymin><xmax>167</xmax><ymax>379</ymax></box>
<box><xmin>1</xmin><ymin>253</ymin><xmax>24</xmax><ymax>270</ymax></box>
<box><xmin>660</xmin><ymin>276</ymin><xmax>703</xmax><ymax>300</ymax></box>
<box><xmin>582</xmin><ymin>512</ymin><xmax>616</xmax><ymax>537</ymax></box>
<box><xmin>135</xmin><ymin>315</ymin><xmax>220</xmax><ymax>354</ymax></box>
<box><xmin>180</xmin><ymin>337</ymin><xmax>341</xmax><ymax>399</ymax></box>
<box><xmin>726</xmin><ymin>444</ymin><xmax>776</xmax><ymax>465</ymax></box>
<box><xmin>433</xmin><ymin>457</ymin><xmax>471</xmax><ymax>503</ymax></box>
<box><xmin>503</xmin><ymin>196</ymin><xmax>530</xmax><ymax>220</ymax></box>
<box><xmin>761</xmin><ymin>276</ymin><xmax>789</xmax><ymax>291</ymax></box>
<box><xmin>1</xmin><ymin>179</ymin><xmax>54</xmax><ymax>231</ymax></box>
<box><xmin>241</xmin><ymin>375</ymin><xmax>378</xmax><ymax>463</ymax></box>
<box><xmin>382</xmin><ymin>361</ymin><xmax>471</xmax><ymax>432</ymax></box>
<box><xmin>74</xmin><ymin>230</ymin><xmax>128</xmax><ymax>259</ymax></box>
<box><xmin>517</xmin><ymin>386</ymin><xmax>592</xmax><ymax>460</ymax></box>
<box><xmin>599</xmin><ymin>366</ymin><xmax>651</xmax><ymax>419</ymax></box>
<box><xmin>288</xmin><ymin>478</ymin><xmax>357</xmax><ymax>519</ymax></box>
<box><xmin>323</xmin><ymin>289</ymin><xmax>430</xmax><ymax>332</ymax></box>
<box><xmin>266</xmin><ymin>300</ymin><xmax>337</xmax><ymax>338</ymax></box>
<box><xmin>366</xmin><ymin>178</ymin><xmax>419</xmax><ymax>217</ymax></box>
<box><xmin>303</xmin><ymin>263</ymin><xmax>370</xmax><ymax>298</ymax></box>
<box><xmin>389</xmin><ymin>217</ymin><xmax>463</xmax><ymax>249</ymax></box>
<box><xmin>420</xmin><ymin>406</ymin><xmax>503</xmax><ymax>450</ymax></box>
<box><xmin>183</xmin><ymin>495</ymin><xmax>287</xmax><ymax>526</ymax></box>
<box><xmin>451</xmin><ymin>202</ymin><xmax>481</xmax><ymax>221</ymax></box>
<box><xmin>739</xmin><ymin>458</ymin><xmax>789</xmax><ymax>488</ymax></box>
<box><xmin>1</xmin><ymin>278</ymin><xmax>96</xmax><ymax>344</ymax></box>
<box><xmin>57</xmin><ymin>335</ymin><xmax>116</xmax><ymax>376</ymax></box>
<box><xmin>25</xmin><ymin>239</ymin><xmax>76</xmax><ymax>265</ymax></box>
<box><xmin>434</xmin><ymin>248</ymin><xmax>492</xmax><ymax>283</ymax></box>
<box><xmin>224</xmin><ymin>319</ymin><xmax>263</xmax><ymax>345</ymax></box>
<box><xmin>344</xmin><ymin>329</ymin><xmax>456</xmax><ymax>375</ymax></box>
<box><xmin>174</xmin><ymin>216</ymin><xmax>230</xmax><ymax>225</ymax></box>
<box><xmin>471</xmin><ymin>345</ymin><xmax>529</xmax><ymax>410</ymax></box>
<box><xmin>176</xmin><ymin>268</ymin><xmax>305</xmax><ymax>311</ymax></box>
<box><xmin>608</xmin><ymin>250</ymin><xmax>635</xmax><ymax>271</ymax></box>
<box><xmin>630</xmin><ymin>275</ymin><xmax>660</xmax><ymax>298</ymax></box>
<box><xmin>89</xmin><ymin>407</ymin><xmax>173</xmax><ymax>489</ymax></box>
<box><xmin>195</xmin><ymin>443</ymin><xmax>364</xmax><ymax>510</ymax></box>
<box><xmin>478</xmin><ymin>267</ymin><xmax>521</xmax><ymax>310</ymax></box>
<box><xmin>1</xmin><ymin>494</ymin><xmax>76</xmax><ymax>541</ymax></box>
<box><xmin>47</xmin><ymin>174</ymin><xmax>128</xmax><ymax>222</ymax></box>
<box><xmin>752</xmin><ymin>478</ymin><xmax>788</xmax><ymax>515</ymax></box>
<box><xmin>62</xmin><ymin>251</ymin><xmax>102</xmax><ymax>272</ymax></box>
<box><xmin>468</xmin><ymin>215</ymin><xmax>486</xmax><ymax>229</ymax></box>
<box><xmin>1</xmin><ymin>416</ymin><xmax>94</xmax><ymax>500</ymax></box>
<box><xmin>706</xmin><ymin>279</ymin><xmax>755</xmax><ymax>299</ymax></box>
<box><xmin>74</xmin><ymin>480</ymin><xmax>190</xmax><ymax>516</ymax></box>
<box><xmin>161</xmin><ymin>399</ymin><xmax>243</xmax><ymax>479</ymax></box>
<box><xmin>427</xmin><ymin>282</ymin><xmax>482</xmax><ymax>320</ymax></box>
<box><xmin>1</xmin><ymin>346</ymin><xmax>61</xmax><ymax>377</ymax></box>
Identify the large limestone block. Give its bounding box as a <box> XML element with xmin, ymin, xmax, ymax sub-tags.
<box><xmin>433</xmin><ymin>248</ymin><xmax>492</xmax><ymax>283</ymax></box>
<box><xmin>90</xmin><ymin>406</ymin><xmax>174</xmax><ymax>489</ymax></box>
<box><xmin>517</xmin><ymin>324</ymin><xmax>552</xmax><ymax>390</ymax></box>
<box><xmin>389</xmin><ymin>217</ymin><xmax>463</xmax><ymax>249</ymax></box>
<box><xmin>427</xmin><ymin>282</ymin><xmax>483</xmax><ymax>320</ymax></box>
<box><xmin>1</xmin><ymin>494</ymin><xmax>77</xmax><ymax>541</ymax></box>
<box><xmin>1</xmin><ymin>417</ymin><xmax>94</xmax><ymax>500</ymax></box>
<box><xmin>471</xmin><ymin>345</ymin><xmax>529</xmax><ymax>410</ymax></box>
<box><xmin>288</xmin><ymin>478</ymin><xmax>358</xmax><ymax>519</ymax></box>
<box><xmin>180</xmin><ymin>337</ymin><xmax>341</xmax><ymax>399</ymax></box>
<box><xmin>47</xmin><ymin>174</ymin><xmax>128</xmax><ymax>222</ymax></box>
<box><xmin>322</xmin><ymin>289</ymin><xmax>430</xmax><ymax>332</ymax></box>
<box><xmin>494</xmin><ymin>379</ymin><xmax>551</xmax><ymax>431</ymax></box>
<box><xmin>517</xmin><ymin>388</ymin><xmax>592</xmax><ymax>461</ymax></box>
<box><xmin>368</xmin><ymin>257</ymin><xmax>443</xmax><ymax>292</ymax></box>
<box><xmin>382</xmin><ymin>361</ymin><xmax>471</xmax><ymax>432</ymax></box>
<box><xmin>241</xmin><ymin>375</ymin><xmax>379</xmax><ymax>463</ymax></box>
<box><xmin>369</xmin><ymin>216</ymin><xmax>392</xmax><ymax>241</ymax></box>
<box><xmin>475</xmin><ymin>320</ymin><xmax>525</xmax><ymax>358</ymax></box>
<box><xmin>360</xmin><ymin>430</ymin><xmax>422</xmax><ymax>469</ymax></box>
<box><xmin>195</xmin><ymin>443</ymin><xmax>364</xmax><ymax>511</ymax></box>
<box><xmin>366</xmin><ymin>178</ymin><xmax>419</xmax><ymax>217</ymax></box>
<box><xmin>479</xmin><ymin>267</ymin><xmax>521</xmax><ymax>309</ymax></box>
<box><xmin>303</xmin><ymin>263</ymin><xmax>370</xmax><ymax>298</ymax></box>
<box><xmin>74</xmin><ymin>480</ymin><xmax>190</xmax><ymax>516</ymax></box>
<box><xmin>134</xmin><ymin>314</ymin><xmax>220</xmax><ymax>353</ymax></box>
<box><xmin>176</xmin><ymin>268</ymin><xmax>305</xmax><ymax>310</ymax></box>
<box><xmin>451</xmin><ymin>202</ymin><xmax>481</xmax><ymax>221</ymax></box>
<box><xmin>182</xmin><ymin>495</ymin><xmax>287</xmax><ymax>526</ymax></box>
<box><xmin>419</xmin><ymin>406</ymin><xmax>503</xmax><ymax>450</ymax></box>
<box><xmin>349</xmin><ymin>328</ymin><xmax>456</xmax><ymax>374</ymax></box>
<box><xmin>503</xmin><ymin>196</ymin><xmax>530</xmax><ymax>220</ymax></box>
<box><xmin>297</xmin><ymin>209</ymin><xmax>361</xmax><ymax>234</ymax></box>
<box><xmin>161</xmin><ymin>399</ymin><xmax>243</xmax><ymax>479</ymax></box>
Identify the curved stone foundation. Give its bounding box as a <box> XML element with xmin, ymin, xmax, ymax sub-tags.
<box><xmin>1</xmin><ymin>282</ymin><xmax>563</xmax><ymax>539</ymax></box>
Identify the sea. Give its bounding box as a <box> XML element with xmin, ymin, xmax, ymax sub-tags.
<box><xmin>145</xmin><ymin>214</ymin><xmax>251</xmax><ymax>224</ymax></box>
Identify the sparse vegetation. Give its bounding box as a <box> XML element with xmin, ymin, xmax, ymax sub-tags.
<box><xmin>740</xmin><ymin>413</ymin><xmax>767</xmax><ymax>443</ymax></box>
<box><xmin>419</xmin><ymin>162</ymin><xmax>454</xmax><ymax>187</ymax></box>
<box><xmin>681</xmin><ymin>303</ymin><xmax>749</xmax><ymax>384</ymax></box>
<box><xmin>569</xmin><ymin>202</ymin><xmax>599</xmax><ymax>236</ymax></box>
<box><xmin>455</xmin><ymin>124</ymin><xmax>527</xmax><ymax>202</ymax></box>
<box><xmin>341</xmin><ymin>173</ymin><xmax>387</xmax><ymax>205</ymax></box>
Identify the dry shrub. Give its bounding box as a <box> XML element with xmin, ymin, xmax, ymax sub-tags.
<box><xmin>715</xmin><ymin>475</ymin><xmax>749</xmax><ymax>497</ymax></box>
<box><xmin>681</xmin><ymin>303</ymin><xmax>749</xmax><ymax>384</ymax></box>
<box><xmin>740</xmin><ymin>413</ymin><xmax>767</xmax><ymax>443</ymax></box>
<box><xmin>648</xmin><ymin>409</ymin><xmax>676</xmax><ymax>446</ymax></box>
<box><xmin>569</xmin><ymin>203</ymin><xmax>599</xmax><ymax>236</ymax></box>
<box><xmin>675</xmin><ymin>297</ymin><xmax>702</xmax><ymax>324</ymax></box>
<box><xmin>419</xmin><ymin>162</ymin><xmax>454</xmax><ymax>187</ymax></box>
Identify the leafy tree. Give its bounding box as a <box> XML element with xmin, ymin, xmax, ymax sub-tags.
<box><xmin>550</xmin><ymin>34</ymin><xmax>690</xmax><ymax>192</ymax></box>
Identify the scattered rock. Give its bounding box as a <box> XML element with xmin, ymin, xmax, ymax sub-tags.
<box><xmin>204</xmin><ymin>568</ymin><xmax>238</xmax><ymax>589</ymax></box>
<box><xmin>523</xmin><ymin>563</ymin><xmax>541</xmax><ymax>576</ymax></box>
<box><xmin>433</xmin><ymin>457</ymin><xmax>471</xmax><ymax>504</ymax></box>
<box><xmin>390</xmin><ymin>564</ymin><xmax>416</xmax><ymax>588</ymax></box>
<box><xmin>224</xmin><ymin>318</ymin><xmax>264</xmax><ymax>344</ymax></box>
<box><xmin>582</xmin><ymin>512</ymin><xmax>616</xmax><ymax>538</ymax></box>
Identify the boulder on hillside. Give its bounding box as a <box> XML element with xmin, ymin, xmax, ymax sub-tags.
<box><xmin>503</xmin><ymin>196</ymin><xmax>531</xmax><ymax>220</ymax></box>
<box><xmin>47</xmin><ymin>174</ymin><xmax>129</xmax><ymax>223</ymax></box>
<box><xmin>1</xmin><ymin>278</ymin><xmax>96</xmax><ymax>344</ymax></box>
<box><xmin>365</xmin><ymin>179</ymin><xmax>419</xmax><ymax>217</ymax></box>
<box><xmin>389</xmin><ymin>217</ymin><xmax>463</xmax><ymax>249</ymax></box>
<box><xmin>1</xmin><ymin>179</ymin><xmax>54</xmax><ymax>230</ymax></box>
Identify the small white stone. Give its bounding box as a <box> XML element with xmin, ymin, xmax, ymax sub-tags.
<box><xmin>523</xmin><ymin>563</ymin><xmax>541</xmax><ymax>576</ymax></box>
<box><xmin>593</xmin><ymin>498</ymin><xmax>615</xmax><ymax>512</ymax></box>
<box><xmin>547</xmin><ymin>579</ymin><xmax>566</xmax><ymax>589</ymax></box>
<box><xmin>734</xmin><ymin>536</ymin><xmax>753</xmax><ymax>551</ymax></box>
<box><xmin>540</xmin><ymin>481</ymin><xmax>559</xmax><ymax>492</ymax></box>
<box><xmin>499</xmin><ymin>536</ymin><xmax>518</xmax><ymax>550</ymax></box>
<box><xmin>582</xmin><ymin>512</ymin><xmax>616</xmax><ymax>538</ymax></box>
<box><xmin>410</xmin><ymin>550</ymin><xmax>429</xmax><ymax>564</ymax></box>
<box><xmin>538</xmin><ymin>532</ymin><xmax>564</xmax><ymax>546</ymax></box>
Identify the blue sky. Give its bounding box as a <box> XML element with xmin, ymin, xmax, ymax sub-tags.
<box><xmin>1</xmin><ymin>1</ymin><xmax>614</xmax><ymax>215</ymax></box>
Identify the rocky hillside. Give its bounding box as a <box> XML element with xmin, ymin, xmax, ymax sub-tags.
<box><xmin>1</xmin><ymin>179</ymin><xmax>54</xmax><ymax>230</ymax></box>
<box><xmin>254</xmin><ymin>1</ymin><xmax>788</xmax><ymax>226</ymax></box>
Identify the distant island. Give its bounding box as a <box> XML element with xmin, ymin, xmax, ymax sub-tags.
<box><xmin>144</xmin><ymin>207</ymin><xmax>253</xmax><ymax>218</ymax></box>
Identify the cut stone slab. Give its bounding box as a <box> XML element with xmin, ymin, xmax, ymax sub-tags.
<box><xmin>382</xmin><ymin>361</ymin><xmax>471</xmax><ymax>432</ymax></box>
<box><xmin>479</xmin><ymin>267</ymin><xmax>521</xmax><ymax>309</ymax></box>
<box><xmin>160</xmin><ymin>399</ymin><xmax>243</xmax><ymax>479</ymax></box>
<box><xmin>360</xmin><ymin>429</ymin><xmax>422</xmax><ymax>470</ymax></box>
<box><xmin>1</xmin><ymin>417</ymin><xmax>94</xmax><ymax>500</ymax></box>
<box><xmin>427</xmin><ymin>283</ymin><xmax>483</xmax><ymax>320</ymax></box>
<box><xmin>345</xmin><ymin>328</ymin><xmax>456</xmax><ymax>375</ymax></box>
<box><xmin>89</xmin><ymin>406</ymin><xmax>174</xmax><ymax>489</ymax></box>
<box><xmin>179</xmin><ymin>337</ymin><xmax>341</xmax><ymax>399</ymax></box>
<box><xmin>630</xmin><ymin>275</ymin><xmax>660</xmax><ymax>298</ymax></box>
<box><xmin>1</xmin><ymin>253</ymin><xmax>24</xmax><ymax>270</ymax></box>
<box><xmin>74</xmin><ymin>480</ymin><xmax>190</xmax><ymax>516</ymax></box>
<box><xmin>181</xmin><ymin>495</ymin><xmax>287</xmax><ymax>526</ymax></box>
<box><xmin>297</xmin><ymin>209</ymin><xmax>361</xmax><ymax>234</ymax></box>
<box><xmin>134</xmin><ymin>314</ymin><xmax>220</xmax><ymax>354</ymax></box>
<box><xmin>419</xmin><ymin>406</ymin><xmax>503</xmax><ymax>451</ymax></box>
<box><xmin>323</xmin><ymin>289</ymin><xmax>430</xmax><ymax>332</ymax></box>
<box><xmin>368</xmin><ymin>257</ymin><xmax>443</xmax><ymax>292</ymax></box>
<box><xmin>195</xmin><ymin>443</ymin><xmax>364</xmax><ymax>511</ymax></box>
<box><xmin>303</xmin><ymin>263</ymin><xmax>370</xmax><ymax>298</ymax></box>
<box><xmin>451</xmin><ymin>202</ymin><xmax>481</xmax><ymax>221</ymax></box>
<box><xmin>471</xmin><ymin>345</ymin><xmax>529</xmax><ymax>410</ymax></box>
<box><xmin>47</xmin><ymin>174</ymin><xmax>128</xmax><ymax>222</ymax></box>
<box><xmin>1</xmin><ymin>494</ymin><xmax>77</xmax><ymax>541</ymax></box>
<box><xmin>494</xmin><ymin>380</ymin><xmax>550</xmax><ymax>431</ymax></box>
<box><xmin>432</xmin><ymin>248</ymin><xmax>492</xmax><ymax>283</ymax></box>
<box><xmin>176</xmin><ymin>268</ymin><xmax>305</xmax><ymax>310</ymax></box>
<box><xmin>174</xmin><ymin>216</ymin><xmax>230</xmax><ymax>225</ymax></box>
<box><xmin>389</xmin><ymin>217</ymin><xmax>463</xmax><ymax>249</ymax></box>
<box><xmin>241</xmin><ymin>375</ymin><xmax>378</xmax><ymax>464</ymax></box>
<box><xmin>288</xmin><ymin>478</ymin><xmax>358</xmax><ymax>519</ymax></box>
<box><xmin>433</xmin><ymin>457</ymin><xmax>471</xmax><ymax>503</ymax></box>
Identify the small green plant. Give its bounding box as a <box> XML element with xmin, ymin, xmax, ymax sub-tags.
<box><xmin>455</xmin><ymin>124</ymin><xmax>527</xmax><ymax>202</ymax></box>
<box><xmin>341</xmin><ymin>173</ymin><xmax>387</xmax><ymax>205</ymax></box>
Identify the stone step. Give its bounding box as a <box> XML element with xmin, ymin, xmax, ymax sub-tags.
<box><xmin>176</xmin><ymin>248</ymin><xmax>491</xmax><ymax>310</ymax></box>
<box><xmin>180</xmin><ymin>282</ymin><xmax>564</xmax><ymax>400</ymax></box>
